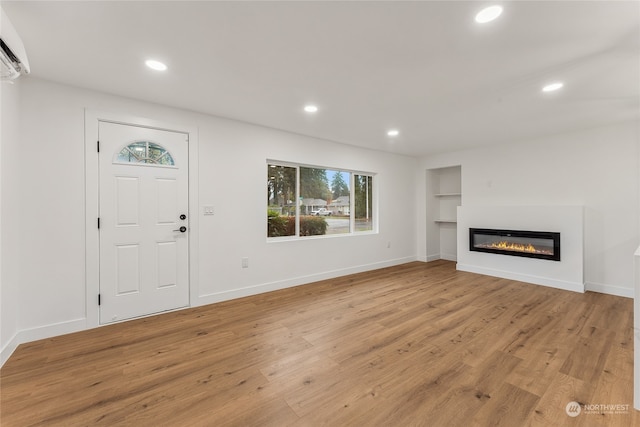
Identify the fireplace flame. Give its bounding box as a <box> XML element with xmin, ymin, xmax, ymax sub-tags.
<box><xmin>488</xmin><ymin>241</ymin><xmax>537</xmax><ymax>253</ymax></box>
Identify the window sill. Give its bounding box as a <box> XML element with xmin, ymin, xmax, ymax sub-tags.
<box><xmin>267</xmin><ymin>230</ymin><xmax>378</xmax><ymax>243</ymax></box>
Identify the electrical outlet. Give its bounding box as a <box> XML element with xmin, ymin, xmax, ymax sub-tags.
<box><xmin>203</xmin><ymin>206</ymin><xmax>215</xmax><ymax>215</ymax></box>
<box><xmin>242</xmin><ymin>257</ymin><xmax>249</xmax><ymax>268</ymax></box>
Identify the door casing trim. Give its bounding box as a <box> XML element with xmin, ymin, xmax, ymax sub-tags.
<box><xmin>84</xmin><ymin>110</ymin><xmax>200</xmax><ymax>328</ymax></box>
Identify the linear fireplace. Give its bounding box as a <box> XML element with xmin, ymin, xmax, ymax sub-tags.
<box><xmin>469</xmin><ymin>228</ymin><xmax>561</xmax><ymax>261</ymax></box>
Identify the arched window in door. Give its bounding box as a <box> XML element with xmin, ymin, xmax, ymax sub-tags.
<box><xmin>114</xmin><ymin>141</ymin><xmax>175</xmax><ymax>166</ymax></box>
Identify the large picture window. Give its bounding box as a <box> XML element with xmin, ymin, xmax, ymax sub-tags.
<box><xmin>267</xmin><ymin>162</ymin><xmax>375</xmax><ymax>238</ymax></box>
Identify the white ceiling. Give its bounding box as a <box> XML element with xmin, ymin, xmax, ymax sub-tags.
<box><xmin>3</xmin><ymin>1</ymin><xmax>639</xmax><ymax>156</ymax></box>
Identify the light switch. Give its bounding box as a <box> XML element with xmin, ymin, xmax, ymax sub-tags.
<box><xmin>203</xmin><ymin>206</ymin><xmax>215</xmax><ymax>215</ymax></box>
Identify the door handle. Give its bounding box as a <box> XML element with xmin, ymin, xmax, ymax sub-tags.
<box><xmin>173</xmin><ymin>226</ymin><xmax>187</xmax><ymax>233</ymax></box>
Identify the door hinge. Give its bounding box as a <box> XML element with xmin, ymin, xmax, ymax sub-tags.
<box><xmin>97</xmin><ymin>140</ymin><xmax>100</xmax><ymax>152</ymax></box>
<box><xmin>97</xmin><ymin>217</ymin><xmax>100</xmax><ymax>229</ymax></box>
<box><xmin>98</xmin><ymin>294</ymin><xmax>101</xmax><ymax>305</ymax></box>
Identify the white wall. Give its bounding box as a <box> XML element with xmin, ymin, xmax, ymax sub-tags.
<box><xmin>0</xmin><ymin>79</ymin><xmax>21</xmax><ymax>365</ymax></box>
<box><xmin>417</xmin><ymin>120</ymin><xmax>640</xmax><ymax>296</ymax></box>
<box><xmin>634</xmin><ymin>246</ymin><xmax>640</xmax><ymax>410</ymax></box>
<box><xmin>198</xmin><ymin>116</ymin><xmax>416</xmax><ymax>304</ymax></box>
<box><xmin>0</xmin><ymin>78</ymin><xmax>417</xmax><ymax>363</ymax></box>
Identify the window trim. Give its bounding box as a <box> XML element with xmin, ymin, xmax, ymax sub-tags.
<box><xmin>267</xmin><ymin>160</ymin><xmax>377</xmax><ymax>241</ymax></box>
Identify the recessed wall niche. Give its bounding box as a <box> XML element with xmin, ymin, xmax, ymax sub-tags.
<box><xmin>425</xmin><ymin>165</ymin><xmax>461</xmax><ymax>261</ymax></box>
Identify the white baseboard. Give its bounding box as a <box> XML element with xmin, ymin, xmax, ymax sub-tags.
<box><xmin>585</xmin><ymin>281</ymin><xmax>634</xmax><ymax>298</ymax></box>
<box><xmin>456</xmin><ymin>263</ymin><xmax>585</xmax><ymax>293</ymax></box>
<box><xmin>1</xmin><ymin>318</ymin><xmax>86</xmax><ymax>367</ymax></box>
<box><xmin>440</xmin><ymin>253</ymin><xmax>457</xmax><ymax>262</ymax></box>
<box><xmin>424</xmin><ymin>254</ymin><xmax>457</xmax><ymax>262</ymax></box>
<box><xmin>0</xmin><ymin>333</ymin><xmax>19</xmax><ymax>367</ymax></box>
<box><xmin>196</xmin><ymin>256</ymin><xmax>417</xmax><ymax>306</ymax></box>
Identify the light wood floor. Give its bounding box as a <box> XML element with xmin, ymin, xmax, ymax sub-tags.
<box><xmin>1</xmin><ymin>261</ymin><xmax>636</xmax><ymax>426</ymax></box>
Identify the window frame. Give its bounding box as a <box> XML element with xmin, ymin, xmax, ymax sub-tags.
<box><xmin>114</xmin><ymin>140</ymin><xmax>177</xmax><ymax>168</ymax></box>
<box><xmin>267</xmin><ymin>160</ymin><xmax>377</xmax><ymax>241</ymax></box>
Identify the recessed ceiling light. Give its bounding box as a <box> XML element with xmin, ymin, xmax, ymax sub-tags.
<box><xmin>542</xmin><ymin>82</ymin><xmax>564</xmax><ymax>92</ymax></box>
<box><xmin>387</xmin><ymin>129</ymin><xmax>400</xmax><ymax>137</ymax></box>
<box><xmin>304</xmin><ymin>105</ymin><xmax>318</xmax><ymax>113</ymax></box>
<box><xmin>145</xmin><ymin>59</ymin><xmax>167</xmax><ymax>71</ymax></box>
<box><xmin>475</xmin><ymin>5</ymin><xmax>503</xmax><ymax>23</ymax></box>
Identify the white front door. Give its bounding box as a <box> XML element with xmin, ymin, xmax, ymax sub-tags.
<box><xmin>98</xmin><ymin>121</ymin><xmax>189</xmax><ymax>324</ymax></box>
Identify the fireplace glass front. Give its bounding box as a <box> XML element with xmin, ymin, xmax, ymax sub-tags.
<box><xmin>469</xmin><ymin>228</ymin><xmax>560</xmax><ymax>261</ymax></box>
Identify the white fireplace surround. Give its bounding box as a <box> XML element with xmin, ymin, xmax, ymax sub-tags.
<box><xmin>457</xmin><ymin>205</ymin><xmax>584</xmax><ymax>293</ymax></box>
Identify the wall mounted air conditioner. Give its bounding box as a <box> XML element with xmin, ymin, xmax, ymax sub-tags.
<box><xmin>0</xmin><ymin>7</ymin><xmax>30</xmax><ymax>80</ymax></box>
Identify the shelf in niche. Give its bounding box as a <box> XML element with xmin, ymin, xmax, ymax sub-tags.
<box><xmin>434</xmin><ymin>193</ymin><xmax>461</xmax><ymax>197</ymax></box>
<box><xmin>434</xmin><ymin>219</ymin><xmax>457</xmax><ymax>224</ymax></box>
